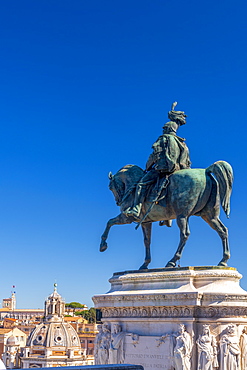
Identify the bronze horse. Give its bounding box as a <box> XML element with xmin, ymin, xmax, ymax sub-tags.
<box><xmin>100</xmin><ymin>161</ymin><xmax>233</xmax><ymax>269</ymax></box>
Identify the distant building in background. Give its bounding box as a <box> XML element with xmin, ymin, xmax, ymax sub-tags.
<box><xmin>2</xmin><ymin>318</ymin><xmax>37</xmax><ymax>339</ymax></box>
<box><xmin>0</xmin><ymin>293</ymin><xmax>43</xmax><ymax>322</ymax></box>
<box><xmin>0</xmin><ymin>288</ymin><xmax>97</xmax><ymax>368</ymax></box>
<box><xmin>64</xmin><ymin>306</ymin><xmax>88</xmax><ymax>316</ymax></box>
<box><xmin>21</xmin><ymin>284</ymin><xmax>84</xmax><ymax>368</ymax></box>
<box><xmin>3</xmin><ymin>319</ymin><xmax>17</xmax><ymax>329</ymax></box>
<box><xmin>0</xmin><ymin>328</ymin><xmax>27</xmax><ymax>368</ymax></box>
<box><xmin>2</xmin><ymin>335</ymin><xmax>20</xmax><ymax>369</ymax></box>
<box><xmin>2</xmin><ymin>294</ymin><xmax>16</xmax><ymax>311</ymax></box>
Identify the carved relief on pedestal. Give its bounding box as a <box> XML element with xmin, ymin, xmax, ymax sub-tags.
<box><xmin>109</xmin><ymin>323</ymin><xmax>139</xmax><ymax>364</ymax></box>
<box><xmin>94</xmin><ymin>322</ymin><xmax>111</xmax><ymax>365</ymax></box>
<box><xmin>157</xmin><ymin>323</ymin><xmax>192</xmax><ymax>370</ymax></box>
<box><xmin>108</xmin><ymin>323</ymin><xmax>126</xmax><ymax>364</ymax></box>
<box><xmin>240</xmin><ymin>326</ymin><xmax>247</xmax><ymax>370</ymax></box>
<box><xmin>196</xmin><ymin>324</ymin><xmax>218</xmax><ymax>370</ymax></box>
<box><xmin>94</xmin><ymin>322</ymin><xmax>139</xmax><ymax>365</ymax></box>
<box><xmin>220</xmin><ymin>324</ymin><xmax>240</xmax><ymax>370</ymax></box>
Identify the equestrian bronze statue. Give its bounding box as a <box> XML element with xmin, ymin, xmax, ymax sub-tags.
<box><xmin>100</xmin><ymin>103</ymin><xmax>233</xmax><ymax>269</ymax></box>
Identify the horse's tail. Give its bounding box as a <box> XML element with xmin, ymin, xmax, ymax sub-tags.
<box><xmin>206</xmin><ymin>161</ymin><xmax>233</xmax><ymax>218</ymax></box>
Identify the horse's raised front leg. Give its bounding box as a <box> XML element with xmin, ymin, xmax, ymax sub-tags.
<box><xmin>139</xmin><ymin>222</ymin><xmax>152</xmax><ymax>270</ymax></box>
<box><xmin>166</xmin><ymin>215</ymin><xmax>190</xmax><ymax>267</ymax></box>
<box><xmin>201</xmin><ymin>214</ymin><xmax>229</xmax><ymax>266</ymax></box>
<box><xmin>100</xmin><ymin>213</ymin><xmax>133</xmax><ymax>252</ymax></box>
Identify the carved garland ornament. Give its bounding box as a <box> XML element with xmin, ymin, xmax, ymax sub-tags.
<box><xmin>101</xmin><ymin>306</ymin><xmax>247</xmax><ymax>319</ymax></box>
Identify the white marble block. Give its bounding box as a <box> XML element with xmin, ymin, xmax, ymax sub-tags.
<box><xmin>93</xmin><ymin>267</ymin><xmax>247</xmax><ymax>370</ymax></box>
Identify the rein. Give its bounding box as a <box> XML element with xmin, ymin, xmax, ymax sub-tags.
<box><xmin>118</xmin><ymin>184</ymin><xmax>137</xmax><ymax>206</ymax></box>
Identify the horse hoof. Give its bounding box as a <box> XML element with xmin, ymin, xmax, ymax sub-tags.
<box><xmin>218</xmin><ymin>260</ymin><xmax>228</xmax><ymax>267</ymax></box>
<box><xmin>100</xmin><ymin>242</ymin><xmax>108</xmax><ymax>252</ymax></box>
<box><xmin>139</xmin><ymin>264</ymin><xmax>149</xmax><ymax>270</ymax></box>
<box><xmin>165</xmin><ymin>261</ymin><xmax>176</xmax><ymax>268</ymax></box>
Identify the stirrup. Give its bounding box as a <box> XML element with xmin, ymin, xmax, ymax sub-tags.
<box><xmin>124</xmin><ymin>206</ymin><xmax>141</xmax><ymax>219</ymax></box>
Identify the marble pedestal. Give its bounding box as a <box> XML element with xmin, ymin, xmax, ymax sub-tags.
<box><xmin>93</xmin><ymin>267</ymin><xmax>247</xmax><ymax>370</ymax></box>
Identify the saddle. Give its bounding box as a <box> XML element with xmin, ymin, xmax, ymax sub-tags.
<box><xmin>146</xmin><ymin>176</ymin><xmax>169</xmax><ymax>204</ymax></box>
<box><xmin>135</xmin><ymin>176</ymin><xmax>172</xmax><ymax>229</ymax></box>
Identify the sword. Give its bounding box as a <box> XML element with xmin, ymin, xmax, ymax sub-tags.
<box><xmin>135</xmin><ymin>178</ymin><xmax>169</xmax><ymax>230</ymax></box>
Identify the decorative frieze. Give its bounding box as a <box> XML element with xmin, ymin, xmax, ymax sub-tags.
<box><xmin>101</xmin><ymin>306</ymin><xmax>247</xmax><ymax>319</ymax></box>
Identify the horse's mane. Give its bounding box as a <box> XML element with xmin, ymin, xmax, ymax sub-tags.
<box><xmin>116</xmin><ymin>164</ymin><xmax>144</xmax><ymax>183</ymax></box>
<box><xmin>109</xmin><ymin>165</ymin><xmax>144</xmax><ymax>203</ymax></box>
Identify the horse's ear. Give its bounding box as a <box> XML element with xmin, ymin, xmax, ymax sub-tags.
<box><xmin>108</xmin><ymin>172</ymin><xmax>113</xmax><ymax>180</ymax></box>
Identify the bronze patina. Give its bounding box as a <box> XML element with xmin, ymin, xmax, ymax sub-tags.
<box><xmin>100</xmin><ymin>103</ymin><xmax>233</xmax><ymax>269</ymax></box>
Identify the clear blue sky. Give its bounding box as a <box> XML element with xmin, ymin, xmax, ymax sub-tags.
<box><xmin>0</xmin><ymin>0</ymin><xmax>247</xmax><ymax>308</ymax></box>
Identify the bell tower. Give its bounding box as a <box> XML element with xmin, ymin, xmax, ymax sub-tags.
<box><xmin>44</xmin><ymin>283</ymin><xmax>65</xmax><ymax>321</ymax></box>
<box><xmin>2</xmin><ymin>292</ymin><xmax>16</xmax><ymax>310</ymax></box>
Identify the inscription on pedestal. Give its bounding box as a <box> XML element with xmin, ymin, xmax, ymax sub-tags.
<box><xmin>125</xmin><ymin>335</ymin><xmax>173</xmax><ymax>370</ymax></box>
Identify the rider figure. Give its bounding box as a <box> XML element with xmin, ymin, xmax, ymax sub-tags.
<box><xmin>124</xmin><ymin>102</ymin><xmax>191</xmax><ymax>221</ymax></box>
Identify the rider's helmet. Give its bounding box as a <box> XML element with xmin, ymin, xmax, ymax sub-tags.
<box><xmin>162</xmin><ymin>121</ymin><xmax>177</xmax><ymax>134</ymax></box>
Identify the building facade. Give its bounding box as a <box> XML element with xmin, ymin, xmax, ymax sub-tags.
<box><xmin>0</xmin><ymin>293</ymin><xmax>43</xmax><ymax>322</ymax></box>
<box><xmin>0</xmin><ymin>328</ymin><xmax>27</xmax><ymax>368</ymax></box>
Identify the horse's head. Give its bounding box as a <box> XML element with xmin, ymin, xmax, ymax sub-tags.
<box><xmin>109</xmin><ymin>172</ymin><xmax>125</xmax><ymax>206</ymax></box>
<box><xmin>108</xmin><ymin>165</ymin><xmax>144</xmax><ymax>206</ymax></box>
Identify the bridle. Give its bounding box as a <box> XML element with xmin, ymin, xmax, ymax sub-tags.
<box><xmin>110</xmin><ymin>177</ymin><xmax>138</xmax><ymax>207</ymax></box>
<box><xmin>109</xmin><ymin>177</ymin><xmax>125</xmax><ymax>206</ymax></box>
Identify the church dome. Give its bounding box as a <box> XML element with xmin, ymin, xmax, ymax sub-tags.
<box><xmin>27</xmin><ymin>321</ymin><xmax>80</xmax><ymax>348</ymax></box>
<box><xmin>21</xmin><ymin>284</ymin><xmax>83</xmax><ymax>369</ymax></box>
<box><xmin>6</xmin><ymin>336</ymin><xmax>18</xmax><ymax>346</ymax></box>
<box><xmin>26</xmin><ymin>284</ymin><xmax>81</xmax><ymax>352</ymax></box>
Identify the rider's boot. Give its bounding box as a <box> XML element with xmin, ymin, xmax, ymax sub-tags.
<box><xmin>124</xmin><ymin>183</ymin><xmax>147</xmax><ymax>219</ymax></box>
<box><xmin>125</xmin><ymin>203</ymin><xmax>142</xmax><ymax>218</ymax></box>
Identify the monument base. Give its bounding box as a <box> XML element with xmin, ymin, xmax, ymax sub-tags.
<box><xmin>93</xmin><ymin>267</ymin><xmax>247</xmax><ymax>370</ymax></box>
